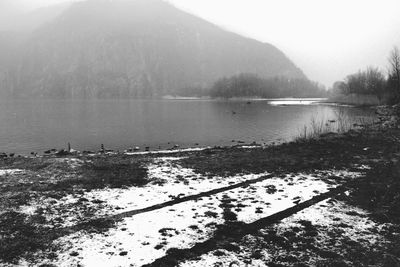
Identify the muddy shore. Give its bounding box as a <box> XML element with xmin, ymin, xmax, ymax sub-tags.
<box><xmin>1</xmin><ymin>105</ymin><xmax>400</xmax><ymax>266</ymax></box>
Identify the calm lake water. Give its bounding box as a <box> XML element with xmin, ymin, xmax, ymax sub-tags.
<box><xmin>0</xmin><ymin>99</ymin><xmax>376</xmax><ymax>154</ymax></box>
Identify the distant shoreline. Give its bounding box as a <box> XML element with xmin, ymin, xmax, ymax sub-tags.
<box><xmin>162</xmin><ymin>95</ymin><xmax>327</xmax><ymax>101</ymax></box>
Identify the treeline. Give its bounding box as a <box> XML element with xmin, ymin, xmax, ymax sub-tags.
<box><xmin>331</xmin><ymin>46</ymin><xmax>400</xmax><ymax>103</ymax></box>
<box><xmin>207</xmin><ymin>73</ymin><xmax>326</xmax><ymax>98</ymax></box>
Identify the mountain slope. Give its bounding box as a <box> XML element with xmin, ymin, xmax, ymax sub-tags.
<box><xmin>2</xmin><ymin>0</ymin><xmax>306</xmax><ymax>98</ymax></box>
<box><xmin>0</xmin><ymin>2</ymin><xmax>71</xmax><ymax>32</ymax></box>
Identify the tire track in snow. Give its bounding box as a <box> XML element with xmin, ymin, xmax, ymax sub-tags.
<box><xmin>111</xmin><ymin>174</ymin><xmax>275</xmax><ymax>220</ymax></box>
<box><xmin>63</xmin><ymin>173</ymin><xmax>275</xmax><ymax>233</ymax></box>
<box><xmin>143</xmin><ymin>181</ymin><xmax>356</xmax><ymax>267</ymax></box>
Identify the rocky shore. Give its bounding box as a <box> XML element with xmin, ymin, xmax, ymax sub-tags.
<box><xmin>0</xmin><ymin>105</ymin><xmax>399</xmax><ymax>266</ymax></box>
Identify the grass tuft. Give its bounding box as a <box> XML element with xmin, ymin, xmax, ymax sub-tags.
<box><xmin>295</xmin><ymin>108</ymin><xmax>376</xmax><ymax>142</ymax></box>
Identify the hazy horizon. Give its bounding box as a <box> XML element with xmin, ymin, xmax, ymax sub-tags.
<box><xmin>1</xmin><ymin>0</ymin><xmax>399</xmax><ymax>87</ymax></box>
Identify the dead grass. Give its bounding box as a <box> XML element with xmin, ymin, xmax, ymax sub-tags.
<box><xmin>346</xmin><ymin>160</ymin><xmax>400</xmax><ymax>224</ymax></box>
<box><xmin>0</xmin><ymin>211</ymin><xmax>55</xmax><ymax>264</ymax></box>
<box><xmin>83</xmin><ymin>158</ymin><xmax>148</xmax><ymax>188</ymax></box>
<box><xmin>1</xmin><ymin>155</ymin><xmax>148</xmax><ymax>193</ymax></box>
<box><xmin>295</xmin><ymin>108</ymin><xmax>377</xmax><ymax>142</ymax></box>
<box><xmin>49</xmin><ymin>158</ymin><xmax>148</xmax><ymax>192</ymax></box>
<box><xmin>327</xmin><ymin>93</ymin><xmax>385</xmax><ymax>106</ymax></box>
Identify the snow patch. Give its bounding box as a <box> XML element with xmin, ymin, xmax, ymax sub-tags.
<box><xmin>0</xmin><ymin>169</ymin><xmax>24</xmax><ymax>176</ymax></box>
<box><xmin>53</xmin><ymin>158</ymin><xmax>85</xmax><ymax>168</ymax></box>
<box><xmin>125</xmin><ymin>147</ymin><xmax>208</xmax><ymax>155</ymax></box>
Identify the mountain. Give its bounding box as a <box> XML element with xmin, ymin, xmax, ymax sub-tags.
<box><xmin>1</xmin><ymin>0</ymin><xmax>306</xmax><ymax>98</ymax></box>
<box><xmin>0</xmin><ymin>2</ymin><xmax>71</xmax><ymax>32</ymax></box>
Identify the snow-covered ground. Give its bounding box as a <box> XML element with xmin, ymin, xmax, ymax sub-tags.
<box><xmin>21</xmin><ymin>157</ymin><xmax>367</xmax><ymax>267</ymax></box>
<box><xmin>180</xmin><ymin>199</ymin><xmax>390</xmax><ymax>267</ymax></box>
<box><xmin>18</xmin><ymin>157</ymin><xmax>270</xmax><ymax>227</ymax></box>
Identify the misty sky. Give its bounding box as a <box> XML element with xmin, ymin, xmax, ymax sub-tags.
<box><xmin>2</xmin><ymin>0</ymin><xmax>400</xmax><ymax>87</ymax></box>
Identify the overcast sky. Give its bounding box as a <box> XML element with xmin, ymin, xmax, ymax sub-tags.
<box><xmin>2</xmin><ymin>0</ymin><xmax>400</xmax><ymax>87</ymax></box>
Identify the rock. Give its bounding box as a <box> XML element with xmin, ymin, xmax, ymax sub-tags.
<box><xmin>223</xmin><ymin>209</ymin><xmax>237</xmax><ymax>221</ymax></box>
<box><xmin>69</xmin><ymin>251</ymin><xmax>79</xmax><ymax>257</ymax></box>
<box><xmin>317</xmin><ymin>249</ymin><xmax>340</xmax><ymax>258</ymax></box>
<box><xmin>393</xmin><ymin>103</ymin><xmax>400</xmax><ymax>115</ymax></box>
<box><xmin>119</xmin><ymin>251</ymin><xmax>128</xmax><ymax>256</ymax></box>
<box><xmin>154</xmin><ymin>244</ymin><xmax>164</xmax><ymax>250</ymax></box>
<box><xmin>251</xmin><ymin>250</ymin><xmax>263</xmax><ymax>259</ymax></box>
<box><xmin>320</xmin><ymin>132</ymin><xmax>337</xmax><ymax>138</ymax></box>
<box><xmin>265</xmin><ymin>185</ymin><xmax>277</xmax><ymax>194</ymax></box>
<box><xmin>56</xmin><ymin>149</ymin><xmax>69</xmax><ymax>156</ymax></box>
<box><xmin>222</xmin><ymin>242</ymin><xmax>240</xmax><ymax>252</ymax></box>
<box><xmin>204</xmin><ymin>211</ymin><xmax>218</xmax><ymax>218</ymax></box>
<box><xmin>213</xmin><ymin>250</ymin><xmax>226</xmax><ymax>256</ymax></box>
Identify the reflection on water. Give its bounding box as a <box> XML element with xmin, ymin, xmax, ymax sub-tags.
<box><xmin>268</xmin><ymin>98</ymin><xmax>325</xmax><ymax>106</ymax></box>
<box><xmin>0</xmin><ymin>99</ymin><xmax>376</xmax><ymax>154</ymax></box>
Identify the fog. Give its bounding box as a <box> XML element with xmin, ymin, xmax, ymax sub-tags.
<box><xmin>1</xmin><ymin>0</ymin><xmax>399</xmax><ymax>86</ymax></box>
<box><xmin>0</xmin><ymin>0</ymin><xmax>75</xmax><ymax>31</ymax></box>
<box><xmin>170</xmin><ymin>0</ymin><xmax>400</xmax><ymax>86</ymax></box>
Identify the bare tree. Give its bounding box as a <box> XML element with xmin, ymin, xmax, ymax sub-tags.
<box><xmin>366</xmin><ymin>66</ymin><xmax>386</xmax><ymax>100</ymax></box>
<box><xmin>388</xmin><ymin>46</ymin><xmax>400</xmax><ymax>98</ymax></box>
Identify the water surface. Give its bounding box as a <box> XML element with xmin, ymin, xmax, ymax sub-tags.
<box><xmin>0</xmin><ymin>99</ymin><xmax>375</xmax><ymax>154</ymax></box>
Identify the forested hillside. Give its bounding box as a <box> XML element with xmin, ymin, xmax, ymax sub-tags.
<box><xmin>208</xmin><ymin>73</ymin><xmax>326</xmax><ymax>98</ymax></box>
<box><xmin>0</xmin><ymin>0</ymin><xmax>307</xmax><ymax>98</ymax></box>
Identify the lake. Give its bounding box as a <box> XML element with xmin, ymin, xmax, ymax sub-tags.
<box><xmin>0</xmin><ymin>99</ymin><xmax>376</xmax><ymax>155</ymax></box>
